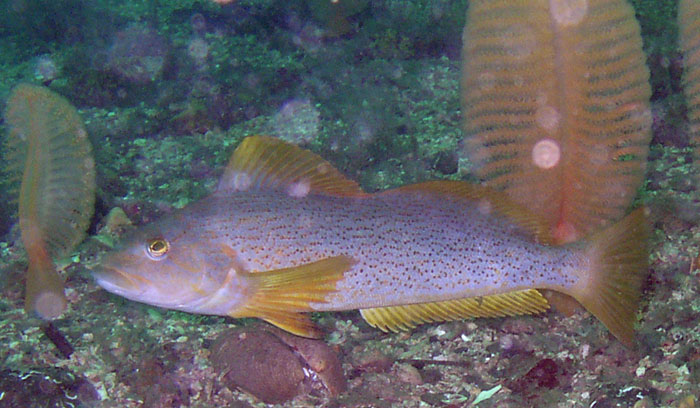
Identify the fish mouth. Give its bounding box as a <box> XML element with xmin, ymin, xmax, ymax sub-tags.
<box><xmin>93</xmin><ymin>264</ymin><xmax>152</xmax><ymax>297</ymax></box>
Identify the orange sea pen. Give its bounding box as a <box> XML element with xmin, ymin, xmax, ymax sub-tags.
<box><xmin>4</xmin><ymin>84</ymin><xmax>95</xmax><ymax>319</ymax></box>
<box><xmin>460</xmin><ymin>0</ymin><xmax>652</xmax><ymax>244</ymax></box>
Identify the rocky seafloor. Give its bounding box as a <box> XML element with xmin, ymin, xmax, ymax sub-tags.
<box><xmin>0</xmin><ymin>0</ymin><xmax>699</xmax><ymax>406</ymax></box>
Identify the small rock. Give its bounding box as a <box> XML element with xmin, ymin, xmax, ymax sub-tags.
<box><xmin>211</xmin><ymin>328</ymin><xmax>304</xmax><ymax>403</ymax></box>
<box><xmin>262</xmin><ymin>325</ymin><xmax>346</xmax><ymax>396</ymax></box>
<box><xmin>210</xmin><ymin>324</ymin><xmax>346</xmax><ymax>404</ymax></box>
<box><xmin>421</xmin><ymin>392</ymin><xmax>449</xmax><ymax>406</ymax></box>
<box><xmin>507</xmin><ymin>358</ymin><xmax>570</xmax><ymax>400</ymax></box>
<box><xmin>633</xmin><ymin>396</ymin><xmax>655</xmax><ymax>408</ymax></box>
<box><xmin>420</xmin><ymin>368</ymin><xmax>443</xmax><ymax>384</ymax></box>
<box><xmin>351</xmin><ymin>349</ymin><xmax>394</xmax><ymax>373</ymax></box>
<box><xmin>394</xmin><ymin>363</ymin><xmax>423</xmax><ymax>385</ymax></box>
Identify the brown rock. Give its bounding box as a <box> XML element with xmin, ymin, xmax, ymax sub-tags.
<box><xmin>210</xmin><ymin>324</ymin><xmax>347</xmax><ymax>404</ymax></box>
<box><xmin>394</xmin><ymin>363</ymin><xmax>423</xmax><ymax>385</ymax></box>
<box><xmin>351</xmin><ymin>349</ymin><xmax>394</xmax><ymax>373</ymax></box>
<box><xmin>261</xmin><ymin>325</ymin><xmax>347</xmax><ymax>396</ymax></box>
<box><xmin>211</xmin><ymin>328</ymin><xmax>304</xmax><ymax>404</ymax></box>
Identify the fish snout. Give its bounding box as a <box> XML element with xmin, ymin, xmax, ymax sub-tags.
<box><xmin>93</xmin><ymin>263</ymin><xmax>152</xmax><ymax>296</ymax></box>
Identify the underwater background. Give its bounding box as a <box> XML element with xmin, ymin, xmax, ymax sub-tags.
<box><xmin>0</xmin><ymin>0</ymin><xmax>698</xmax><ymax>406</ymax></box>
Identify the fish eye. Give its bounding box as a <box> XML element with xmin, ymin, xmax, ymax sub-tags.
<box><xmin>146</xmin><ymin>238</ymin><xmax>170</xmax><ymax>260</ymax></box>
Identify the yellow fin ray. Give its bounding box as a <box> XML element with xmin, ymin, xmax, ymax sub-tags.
<box><xmin>360</xmin><ymin>289</ymin><xmax>549</xmax><ymax>333</ymax></box>
<box><xmin>218</xmin><ymin>135</ymin><xmax>366</xmax><ymax>197</ymax></box>
<box><xmin>230</xmin><ymin>255</ymin><xmax>354</xmax><ymax>338</ymax></box>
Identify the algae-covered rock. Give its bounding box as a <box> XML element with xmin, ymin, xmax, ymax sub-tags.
<box><xmin>0</xmin><ymin>367</ymin><xmax>99</xmax><ymax>407</ymax></box>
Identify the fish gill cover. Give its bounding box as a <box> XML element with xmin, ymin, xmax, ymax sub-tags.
<box><xmin>460</xmin><ymin>0</ymin><xmax>652</xmax><ymax>244</ymax></box>
<box><xmin>3</xmin><ymin>83</ymin><xmax>96</xmax><ymax>319</ymax></box>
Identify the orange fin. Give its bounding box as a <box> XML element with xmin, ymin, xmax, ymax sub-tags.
<box><xmin>360</xmin><ymin>289</ymin><xmax>549</xmax><ymax>332</ymax></box>
<box><xmin>383</xmin><ymin>180</ymin><xmax>554</xmax><ymax>244</ymax></box>
<box><xmin>217</xmin><ymin>135</ymin><xmax>367</xmax><ymax>198</ymax></box>
<box><xmin>568</xmin><ymin>208</ymin><xmax>649</xmax><ymax>347</ymax></box>
<box><xmin>461</xmin><ymin>0</ymin><xmax>651</xmax><ymax>243</ymax></box>
<box><xmin>230</xmin><ymin>255</ymin><xmax>355</xmax><ymax>338</ymax></box>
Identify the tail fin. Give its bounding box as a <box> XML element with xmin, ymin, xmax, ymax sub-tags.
<box><xmin>570</xmin><ymin>208</ymin><xmax>649</xmax><ymax>347</ymax></box>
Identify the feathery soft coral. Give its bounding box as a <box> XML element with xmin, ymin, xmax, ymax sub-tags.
<box><xmin>460</xmin><ymin>0</ymin><xmax>652</xmax><ymax>244</ymax></box>
<box><xmin>4</xmin><ymin>84</ymin><xmax>95</xmax><ymax>319</ymax></box>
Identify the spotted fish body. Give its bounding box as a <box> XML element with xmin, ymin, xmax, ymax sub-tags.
<box><xmin>188</xmin><ymin>191</ymin><xmax>580</xmax><ymax>311</ymax></box>
<box><xmin>95</xmin><ymin>136</ymin><xmax>648</xmax><ymax>346</ymax></box>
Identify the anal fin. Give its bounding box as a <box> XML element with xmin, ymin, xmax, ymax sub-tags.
<box><xmin>360</xmin><ymin>289</ymin><xmax>550</xmax><ymax>333</ymax></box>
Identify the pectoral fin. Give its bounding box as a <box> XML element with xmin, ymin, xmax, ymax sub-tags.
<box><xmin>230</xmin><ymin>255</ymin><xmax>354</xmax><ymax>338</ymax></box>
<box><xmin>360</xmin><ymin>289</ymin><xmax>549</xmax><ymax>332</ymax></box>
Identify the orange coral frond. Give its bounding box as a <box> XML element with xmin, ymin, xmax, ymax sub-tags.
<box><xmin>6</xmin><ymin>84</ymin><xmax>96</xmax><ymax>259</ymax></box>
<box><xmin>461</xmin><ymin>0</ymin><xmax>651</xmax><ymax>243</ymax></box>
<box><xmin>4</xmin><ymin>84</ymin><xmax>96</xmax><ymax>318</ymax></box>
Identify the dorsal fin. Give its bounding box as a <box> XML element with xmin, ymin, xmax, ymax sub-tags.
<box><xmin>382</xmin><ymin>180</ymin><xmax>555</xmax><ymax>245</ymax></box>
<box><xmin>217</xmin><ymin>136</ymin><xmax>366</xmax><ymax>197</ymax></box>
<box><xmin>360</xmin><ymin>289</ymin><xmax>550</xmax><ymax>333</ymax></box>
